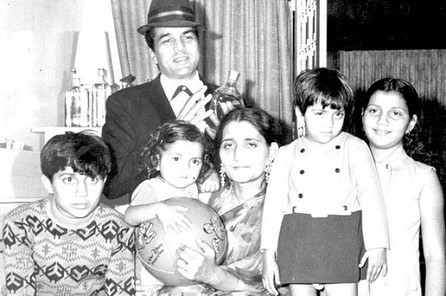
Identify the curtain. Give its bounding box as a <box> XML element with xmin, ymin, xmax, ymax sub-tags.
<box><xmin>331</xmin><ymin>49</ymin><xmax>446</xmax><ymax>105</ymax></box>
<box><xmin>110</xmin><ymin>0</ymin><xmax>293</xmax><ymax>134</ymax></box>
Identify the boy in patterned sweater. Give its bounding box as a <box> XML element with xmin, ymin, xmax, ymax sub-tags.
<box><xmin>2</xmin><ymin>131</ymin><xmax>135</xmax><ymax>295</ymax></box>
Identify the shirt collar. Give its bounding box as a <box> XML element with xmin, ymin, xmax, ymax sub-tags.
<box><xmin>160</xmin><ymin>72</ymin><xmax>204</xmax><ymax>101</ymax></box>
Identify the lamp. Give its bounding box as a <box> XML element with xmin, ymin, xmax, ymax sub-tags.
<box><xmin>73</xmin><ymin>30</ymin><xmax>114</xmax><ymax>86</ymax></box>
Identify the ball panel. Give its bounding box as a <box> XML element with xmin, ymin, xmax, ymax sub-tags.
<box><xmin>136</xmin><ymin>197</ymin><xmax>228</xmax><ymax>286</ymax></box>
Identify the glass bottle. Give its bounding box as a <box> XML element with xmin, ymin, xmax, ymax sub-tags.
<box><xmin>91</xmin><ymin>68</ymin><xmax>112</xmax><ymax>127</ymax></box>
<box><xmin>65</xmin><ymin>68</ymin><xmax>89</xmax><ymax>127</ymax></box>
<box><xmin>210</xmin><ymin>70</ymin><xmax>245</xmax><ymax>121</ymax></box>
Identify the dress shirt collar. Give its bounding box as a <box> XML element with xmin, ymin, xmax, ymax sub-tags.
<box><xmin>160</xmin><ymin>71</ymin><xmax>203</xmax><ymax>101</ymax></box>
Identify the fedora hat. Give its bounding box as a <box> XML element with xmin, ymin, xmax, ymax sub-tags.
<box><xmin>137</xmin><ymin>0</ymin><xmax>203</xmax><ymax>35</ymax></box>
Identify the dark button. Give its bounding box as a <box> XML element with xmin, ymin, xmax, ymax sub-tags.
<box><xmin>300</xmin><ymin>148</ymin><xmax>305</xmax><ymax>153</ymax></box>
<box><xmin>335</xmin><ymin>168</ymin><xmax>340</xmax><ymax>173</ymax></box>
<box><xmin>335</xmin><ymin>145</ymin><xmax>341</xmax><ymax>150</ymax></box>
<box><xmin>300</xmin><ymin>170</ymin><xmax>305</xmax><ymax>174</ymax></box>
<box><xmin>385</xmin><ymin>164</ymin><xmax>389</xmax><ymax>169</ymax></box>
<box><xmin>298</xmin><ymin>193</ymin><xmax>303</xmax><ymax>198</ymax></box>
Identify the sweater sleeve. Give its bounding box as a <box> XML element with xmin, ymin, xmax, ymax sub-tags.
<box><xmin>104</xmin><ymin>224</ymin><xmax>136</xmax><ymax>295</ymax></box>
<box><xmin>2</xmin><ymin>216</ymin><xmax>36</xmax><ymax>295</ymax></box>
<box><xmin>354</xmin><ymin>141</ymin><xmax>389</xmax><ymax>250</ymax></box>
<box><xmin>260</xmin><ymin>143</ymin><xmax>294</xmax><ymax>252</ymax></box>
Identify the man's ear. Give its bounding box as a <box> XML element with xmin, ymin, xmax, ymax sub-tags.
<box><xmin>41</xmin><ymin>175</ymin><xmax>54</xmax><ymax>194</ymax></box>
<box><xmin>149</xmin><ymin>49</ymin><xmax>158</xmax><ymax>64</ymax></box>
<box><xmin>268</xmin><ymin>142</ymin><xmax>279</xmax><ymax>162</ymax></box>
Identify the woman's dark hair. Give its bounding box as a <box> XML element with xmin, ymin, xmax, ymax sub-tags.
<box><xmin>40</xmin><ymin>131</ymin><xmax>111</xmax><ymax>181</ymax></box>
<box><xmin>214</xmin><ymin>107</ymin><xmax>280</xmax><ymax>163</ymax></box>
<box><xmin>139</xmin><ymin>120</ymin><xmax>211</xmax><ymax>180</ymax></box>
<box><xmin>293</xmin><ymin>67</ymin><xmax>354</xmax><ymax>115</ymax></box>
<box><xmin>145</xmin><ymin>27</ymin><xmax>200</xmax><ymax>51</ymax></box>
<box><xmin>361</xmin><ymin>77</ymin><xmax>421</xmax><ymax>118</ymax></box>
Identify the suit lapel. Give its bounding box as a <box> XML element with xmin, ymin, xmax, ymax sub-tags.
<box><xmin>148</xmin><ymin>75</ymin><xmax>176</xmax><ymax>122</ymax></box>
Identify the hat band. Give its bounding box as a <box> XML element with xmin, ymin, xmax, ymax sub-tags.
<box><xmin>147</xmin><ymin>10</ymin><xmax>196</xmax><ymax>24</ymax></box>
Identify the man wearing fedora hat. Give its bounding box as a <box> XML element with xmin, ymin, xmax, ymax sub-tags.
<box><xmin>102</xmin><ymin>0</ymin><xmax>218</xmax><ymax>202</ymax></box>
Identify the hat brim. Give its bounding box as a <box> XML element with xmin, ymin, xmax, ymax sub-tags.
<box><xmin>137</xmin><ymin>20</ymin><xmax>204</xmax><ymax>35</ymax></box>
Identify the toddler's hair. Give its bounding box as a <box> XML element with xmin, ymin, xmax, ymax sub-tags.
<box><xmin>293</xmin><ymin>67</ymin><xmax>353</xmax><ymax>114</ymax></box>
<box><xmin>139</xmin><ymin>120</ymin><xmax>211</xmax><ymax>179</ymax></box>
<box><xmin>41</xmin><ymin>131</ymin><xmax>111</xmax><ymax>181</ymax></box>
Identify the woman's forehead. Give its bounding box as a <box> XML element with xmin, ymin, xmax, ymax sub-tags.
<box><xmin>222</xmin><ymin>121</ymin><xmax>263</xmax><ymax>141</ymax></box>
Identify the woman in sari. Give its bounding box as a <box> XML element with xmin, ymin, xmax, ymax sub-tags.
<box><xmin>158</xmin><ymin>107</ymin><xmax>285</xmax><ymax>295</ymax></box>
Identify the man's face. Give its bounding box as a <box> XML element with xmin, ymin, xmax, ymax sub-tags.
<box><xmin>151</xmin><ymin>27</ymin><xmax>200</xmax><ymax>80</ymax></box>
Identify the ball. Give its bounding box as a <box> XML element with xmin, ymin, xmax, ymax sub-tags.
<box><xmin>136</xmin><ymin>197</ymin><xmax>228</xmax><ymax>286</ymax></box>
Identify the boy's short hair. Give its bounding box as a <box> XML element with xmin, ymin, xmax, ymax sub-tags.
<box><xmin>293</xmin><ymin>67</ymin><xmax>354</xmax><ymax>114</ymax></box>
<box><xmin>40</xmin><ymin>131</ymin><xmax>111</xmax><ymax>181</ymax></box>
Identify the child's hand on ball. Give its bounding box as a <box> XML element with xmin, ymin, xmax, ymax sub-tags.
<box><xmin>157</xmin><ymin>203</ymin><xmax>191</xmax><ymax>233</ymax></box>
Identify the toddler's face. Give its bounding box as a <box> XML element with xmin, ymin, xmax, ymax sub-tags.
<box><xmin>43</xmin><ymin>166</ymin><xmax>105</xmax><ymax>219</ymax></box>
<box><xmin>157</xmin><ymin>140</ymin><xmax>204</xmax><ymax>189</ymax></box>
<box><xmin>304</xmin><ymin>102</ymin><xmax>345</xmax><ymax>144</ymax></box>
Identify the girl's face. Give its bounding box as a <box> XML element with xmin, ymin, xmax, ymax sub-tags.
<box><xmin>362</xmin><ymin>90</ymin><xmax>417</xmax><ymax>150</ymax></box>
<box><xmin>158</xmin><ymin>140</ymin><xmax>204</xmax><ymax>189</ymax></box>
<box><xmin>304</xmin><ymin>101</ymin><xmax>345</xmax><ymax>144</ymax></box>
<box><xmin>42</xmin><ymin>166</ymin><xmax>105</xmax><ymax>219</ymax></box>
<box><xmin>219</xmin><ymin>121</ymin><xmax>271</xmax><ymax>185</ymax></box>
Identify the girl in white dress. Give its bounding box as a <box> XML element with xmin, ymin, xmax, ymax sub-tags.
<box><xmin>361</xmin><ymin>77</ymin><xmax>445</xmax><ymax>296</ymax></box>
<box><xmin>124</xmin><ymin>120</ymin><xmax>213</xmax><ymax>295</ymax></box>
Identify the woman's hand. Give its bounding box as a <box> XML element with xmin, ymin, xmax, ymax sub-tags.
<box><xmin>262</xmin><ymin>249</ymin><xmax>280</xmax><ymax>295</ymax></box>
<box><xmin>156</xmin><ymin>202</ymin><xmax>191</xmax><ymax>233</ymax></box>
<box><xmin>176</xmin><ymin>239</ymin><xmax>219</xmax><ymax>284</ymax></box>
<box><xmin>359</xmin><ymin>247</ymin><xmax>387</xmax><ymax>283</ymax></box>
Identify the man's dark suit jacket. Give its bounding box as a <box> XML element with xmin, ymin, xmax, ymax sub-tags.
<box><xmin>102</xmin><ymin>74</ymin><xmax>217</xmax><ymax>199</ymax></box>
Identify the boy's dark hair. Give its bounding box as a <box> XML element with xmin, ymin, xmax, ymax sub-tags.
<box><xmin>139</xmin><ymin>120</ymin><xmax>211</xmax><ymax>180</ymax></box>
<box><xmin>144</xmin><ymin>27</ymin><xmax>200</xmax><ymax>51</ymax></box>
<box><xmin>41</xmin><ymin>131</ymin><xmax>112</xmax><ymax>181</ymax></box>
<box><xmin>293</xmin><ymin>67</ymin><xmax>354</xmax><ymax>114</ymax></box>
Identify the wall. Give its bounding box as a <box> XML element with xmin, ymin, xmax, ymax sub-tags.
<box><xmin>0</xmin><ymin>0</ymin><xmax>120</xmax><ymax>152</ymax></box>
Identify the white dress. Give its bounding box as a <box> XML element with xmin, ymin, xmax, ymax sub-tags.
<box><xmin>361</xmin><ymin>146</ymin><xmax>439</xmax><ymax>296</ymax></box>
<box><xmin>131</xmin><ymin>177</ymin><xmax>199</xmax><ymax>296</ymax></box>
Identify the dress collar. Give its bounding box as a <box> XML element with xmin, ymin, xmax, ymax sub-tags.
<box><xmin>374</xmin><ymin>144</ymin><xmax>408</xmax><ymax>170</ymax></box>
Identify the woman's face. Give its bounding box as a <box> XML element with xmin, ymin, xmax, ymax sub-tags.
<box><xmin>362</xmin><ymin>90</ymin><xmax>416</xmax><ymax>150</ymax></box>
<box><xmin>219</xmin><ymin>121</ymin><xmax>270</xmax><ymax>185</ymax></box>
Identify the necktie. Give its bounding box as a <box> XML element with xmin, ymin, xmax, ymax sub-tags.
<box><xmin>172</xmin><ymin>85</ymin><xmax>193</xmax><ymax>100</ymax></box>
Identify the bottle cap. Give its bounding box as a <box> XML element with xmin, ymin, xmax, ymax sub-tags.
<box><xmin>228</xmin><ymin>70</ymin><xmax>240</xmax><ymax>83</ymax></box>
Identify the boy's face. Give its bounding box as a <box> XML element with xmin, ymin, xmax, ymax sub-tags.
<box><xmin>304</xmin><ymin>102</ymin><xmax>345</xmax><ymax>144</ymax></box>
<box><xmin>42</xmin><ymin>166</ymin><xmax>105</xmax><ymax>219</ymax></box>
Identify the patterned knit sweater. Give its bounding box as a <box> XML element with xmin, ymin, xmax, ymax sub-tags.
<box><xmin>2</xmin><ymin>198</ymin><xmax>135</xmax><ymax>295</ymax></box>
